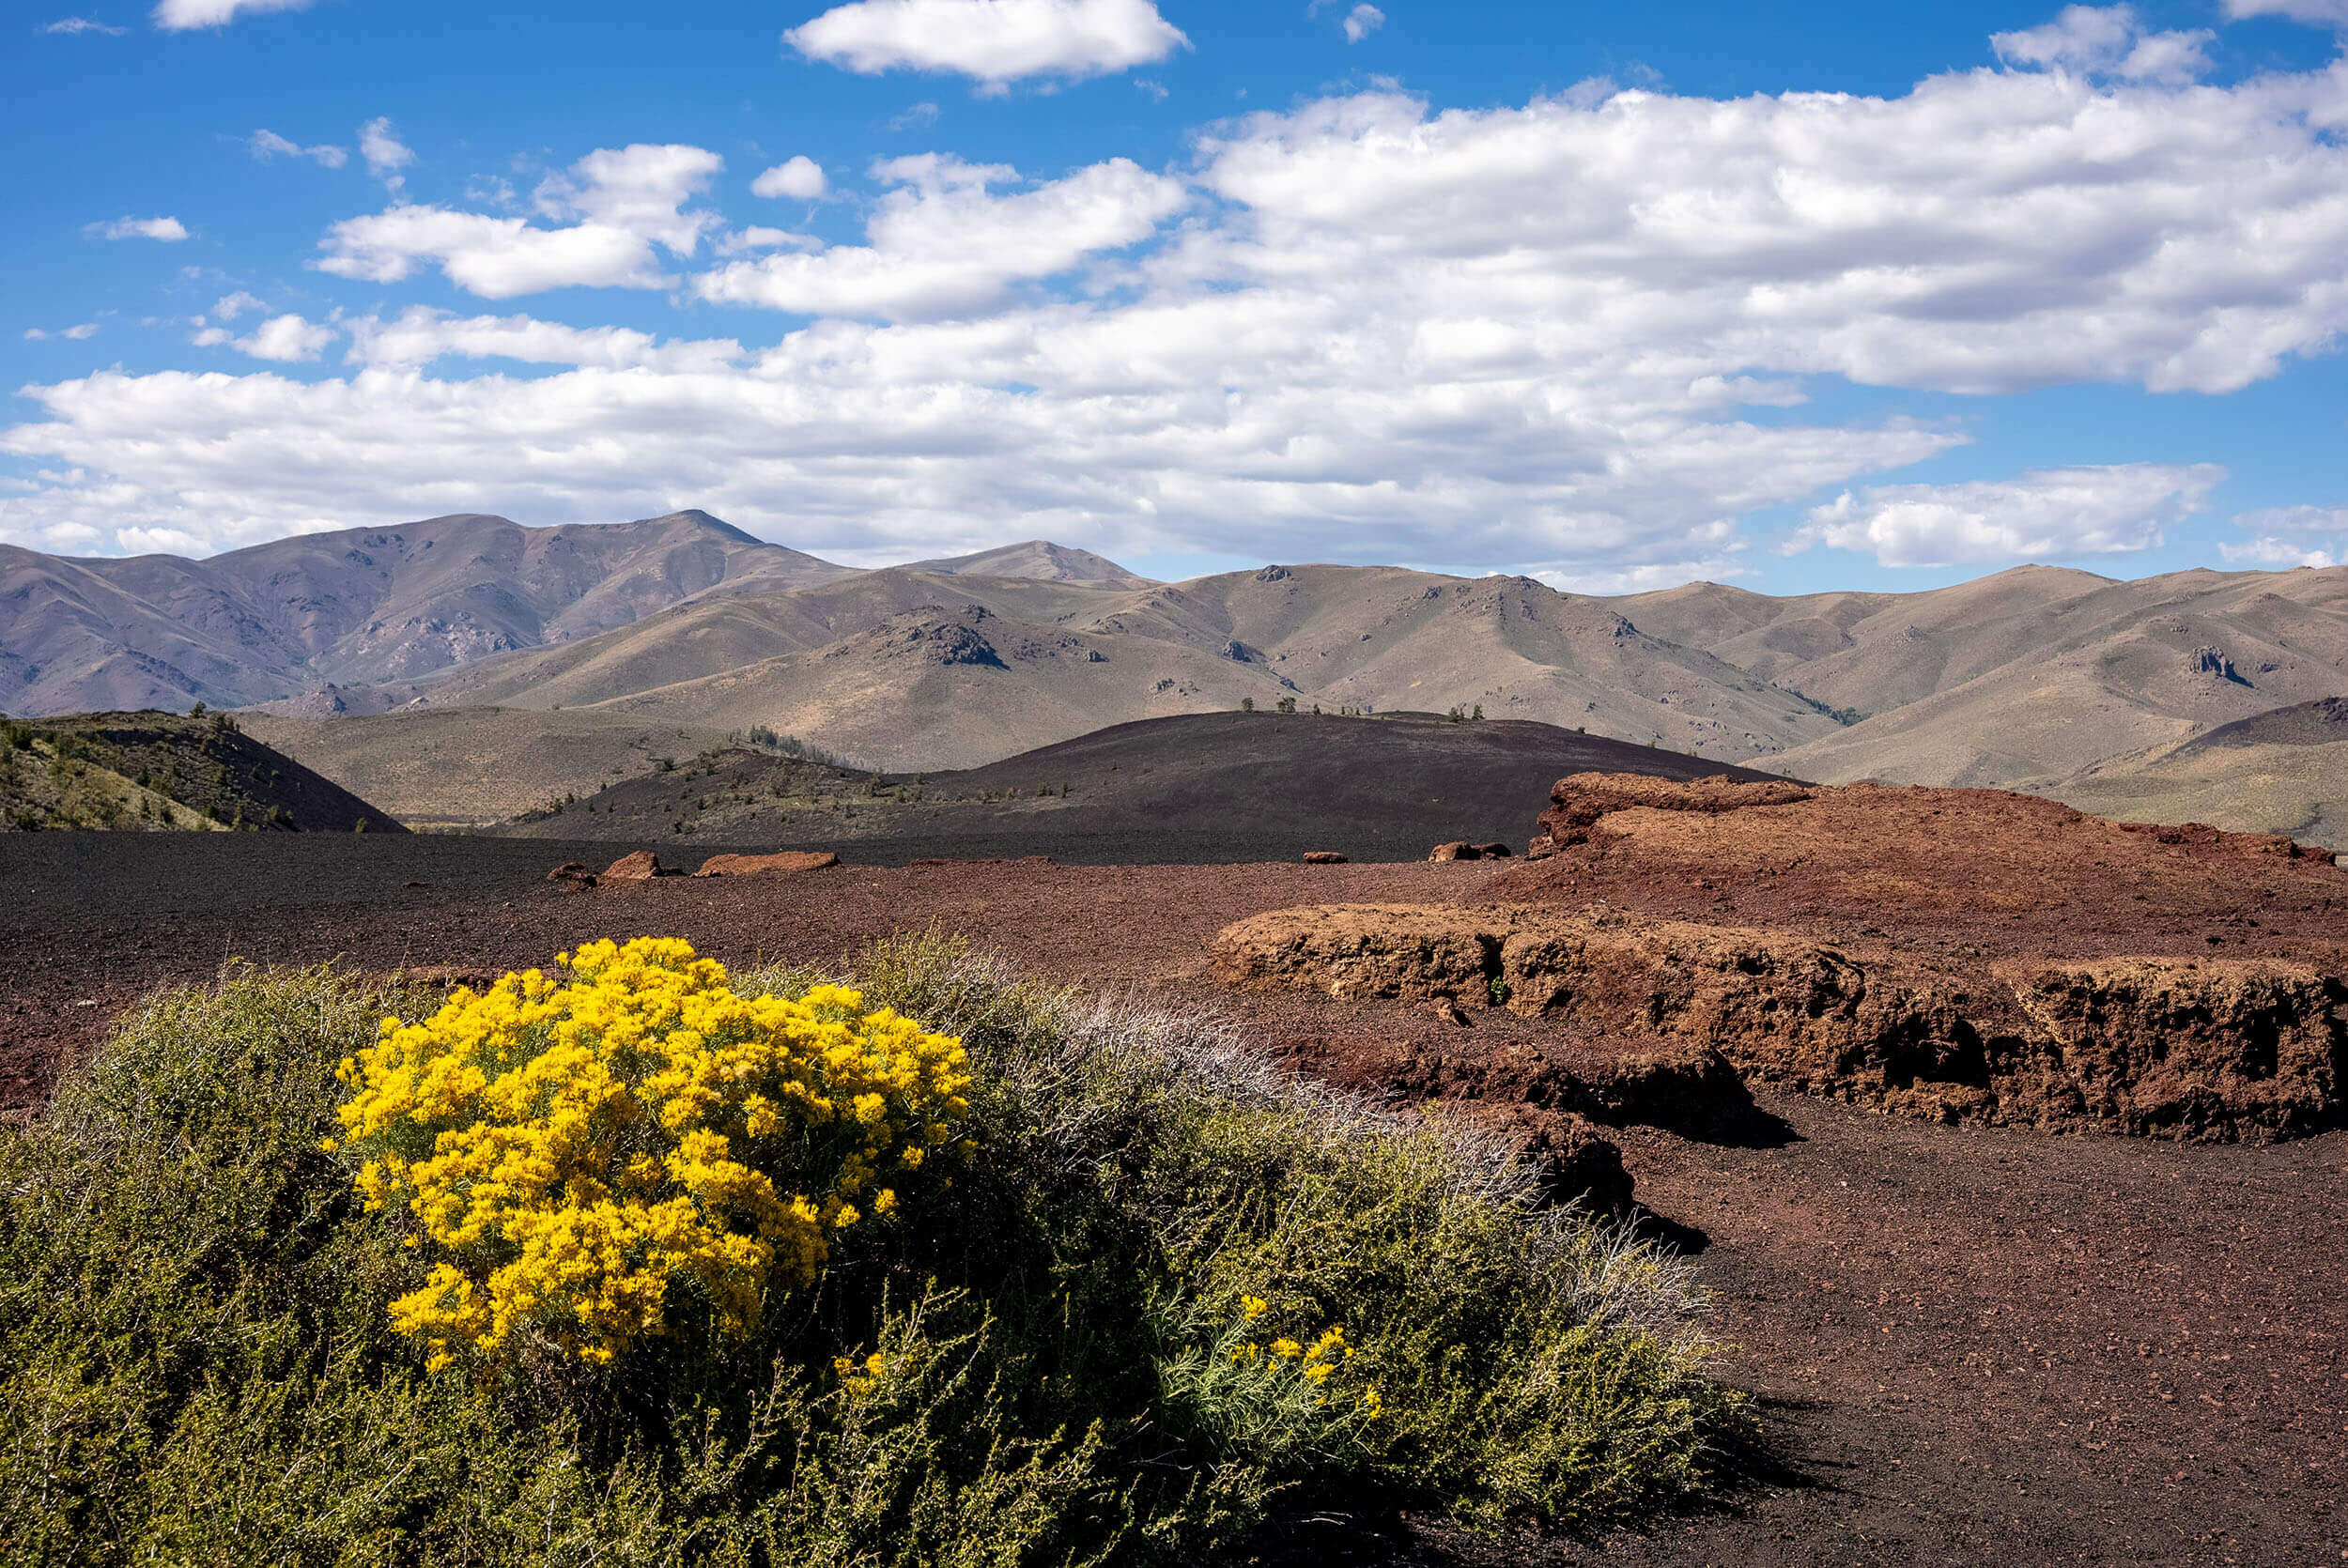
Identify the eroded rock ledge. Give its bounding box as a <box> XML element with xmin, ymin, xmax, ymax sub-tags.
<box><xmin>1211</xmin><ymin>903</ymin><xmax>2344</xmax><ymax>1143</ymax></box>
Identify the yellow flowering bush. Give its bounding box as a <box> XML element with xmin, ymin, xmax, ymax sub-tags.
<box><xmin>330</xmin><ymin>937</ymin><xmax>969</xmax><ymax>1371</ymax></box>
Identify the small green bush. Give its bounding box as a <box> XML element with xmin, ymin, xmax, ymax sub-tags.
<box><xmin>0</xmin><ymin>937</ymin><xmax>1743</xmax><ymax>1564</ymax></box>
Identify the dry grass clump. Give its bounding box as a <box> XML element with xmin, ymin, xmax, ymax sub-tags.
<box><xmin>0</xmin><ymin>934</ymin><xmax>1742</xmax><ymax>1564</ymax></box>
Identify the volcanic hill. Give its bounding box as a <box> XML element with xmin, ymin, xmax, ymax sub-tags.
<box><xmin>489</xmin><ymin>710</ymin><xmax>1783</xmax><ymax>863</ymax></box>
<box><xmin>0</xmin><ymin>710</ymin><xmax>400</xmax><ymax>833</ymax></box>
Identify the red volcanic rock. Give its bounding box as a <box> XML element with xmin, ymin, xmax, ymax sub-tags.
<box><xmin>545</xmin><ymin>861</ymin><xmax>597</xmax><ymax>889</ymax></box>
<box><xmin>1302</xmin><ymin>851</ymin><xmax>1347</xmax><ymax>864</ymax></box>
<box><xmin>1430</xmin><ymin>840</ymin><xmax>1518</xmax><ymax>862</ymax></box>
<box><xmin>694</xmin><ymin>850</ymin><xmax>841</xmax><ymax>878</ymax></box>
<box><xmin>600</xmin><ymin>850</ymin><xmax>676</xmax><ymax>881</ymax></box>
<box><xmin>1211</xmin><ymin>899</ymin><xmax>2348</xmax><ymax>1144</ymax></box>
<box><xmin>1529</xmin><ymin>772</ymin><xmax>1811</xmax><ymax>857</ymax></box>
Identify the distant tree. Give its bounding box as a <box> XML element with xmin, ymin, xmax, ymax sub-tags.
<box><xmin>1240</xmin><ymin>698</ymin><xmax>1255</xmax><ymax>713</ymax></box>
<box><xmin>1276</xmin><ymin>696</ymin><xmax>1297</xmax><ymax>715</ymax></box>
<box><xmin>1471</xmin><ymin>703</ymin><xmax>1483</xmax><ymax>720</ymax></box>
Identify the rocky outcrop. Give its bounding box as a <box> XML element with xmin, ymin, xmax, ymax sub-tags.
<box><xmin>1529</xmin><ymin>772</ymin><xmax>1810</xmax><ymax>857</ymax></box>
<box><xmin>694</xmin><ymin>850</ymin><xmax>841</xmax><ymax>877</ymax></box>
<box><xmin>600</xmin><ymin>850</ymin><xmax>677</xmax><ymax>881</ymax></box>
<box><xmin>1212</xmin><ymin>902</ymin><xmax>2345</xmax><ymax>1142</ymax></box>
<box><xmin>546</xmin><ymin>861</ymin><xmax>597</xmax><ymax>889</ymax></box>
<box><xmin>1302</xmin><ymin>851</ymin><xmax>1347</xmax><ymax>864</ymax></box>
<box><xmin>1429</xmin><ymin>841</ymin><xmax>1513</xmax><ymax>861</ymax></box>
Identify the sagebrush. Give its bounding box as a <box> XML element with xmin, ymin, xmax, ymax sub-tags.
<box><xmin>0</xmin><ymin>932</ymin><xmax>1745</xmax><ymax>1564</ymax></box>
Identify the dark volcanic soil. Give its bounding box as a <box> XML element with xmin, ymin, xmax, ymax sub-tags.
<box><xmin>491</xmin><ymin>710</ymin><xmax>1781</xmax><ymax>854</ymax></box>
<box><xmin>6</xmin><ymin>827</ymin><xmax>2346</xmax><ymax>1563</ymax></box>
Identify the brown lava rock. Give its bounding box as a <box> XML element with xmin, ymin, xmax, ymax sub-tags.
<box><xmin>694</xmin><ymin>850</ymin><xmax>841</xmax><ymax>878</ymax></box>
<box><xmin>600</xmin><ymin>850</ymin><xmax>678</xmax><ymax>881</ymax></box>
<box><xmin>545</xmin><ymin>862</ymin><xmax>597</xmax><ymax>889</ymax></box>
<box><xmin>1213</xmin><ymin>901</ymin><xmax>2345</xmax><ymax>1142</ymax></box>
<box><xmin>1301</xmin><ymin>851</ymin><xmax>1347</xmax><ymax>864</ymax></box>
<box><xmin>1528</xmin><ymin>770</ymin><xmax>1812</xmax><ymax>856</ymax></box>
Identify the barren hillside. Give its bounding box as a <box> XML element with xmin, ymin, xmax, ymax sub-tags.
<box><xmin>1763</xmin><ymin>566</ymin><xmax>2348</xmax><ymax>788</ymax></box>
<box><xmin>1</xmin><ymin>511</ymin><xmax>854</xmax><ymax>716</ymax></box>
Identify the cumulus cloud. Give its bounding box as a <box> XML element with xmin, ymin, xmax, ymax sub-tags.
<box><xmin>786</xmin><ymin>0</ymin><xmax>1187</xmax><ymax>90</ymax></box>
<box><xmin>318</xmin><ymin>144</ymin><xmax>723</xmax><ymax>297</ymax></box>
<box><xmin>359</xmin><ymin>116</ymin><xmax>414</xmax><ymax>191</ymax></box>
<box><xmin>1991</xmin><ymin>5</ymin><xmax>2213</xmax><ymax>83</ymax></box>
<box><xmin>40</xmin><ymin>17</ymin><xmax>128</xmax><ymax>34</ymax></box>
<box><xmin>85</xmin><ymin>215</ymin><xmax>188</xmax><ymax>240</ymax></box>
<box><xmin>250</xmin><ymin>129</ymin><xmax>348</xmax><ymax>167</ymax></box>
<box><xmin>193</xmin><ymin>312</ymin><xmax>335</xmax><ymax>361</ymax></box>
<box><xmin>1342</xmin><ymin>3</ymin><xmax>1383</xmax><ymax>42</ymax></box>
<box><xmin>751</xmin><ymin>156</ymin><xmax>828</xmax><ymax>200</ymax></box>
<box><xmin>695</xmin><ymin>153</ymin><xmax>1185</xmax><ymax>318</ymax></box>
<box><xmin>152</xmin><ymin>0</ymin><xmax>314</xmax><ymax>29</ymax></box>
<box><xmin>2222</xmin><ymin>0</ymin><xmax>2348</xmax><ymax>26</ymax></box>
<box><xmin>2222</xmin><ymin>505</ymin><xmax>2348</xmax><ymax>566</ymax></box>
<box><xmin>2221</xmin><ymin>536</ymin><xmax>2339</xmax><ymax>566</ymax></box>
<box><xmin>212</xmin><ymin>290</ymin><xmax>266</xmax><ymax>320</ymax></box>
<box><xmin>13</xmin><ymin>35</ymin><xmax>2348</xmax><ymax>573</ymax></box>
<box><xmin>1793</xmin><ymin>464</ymin><xmax>2225</xmax><ymax>567</ymax></box>
<box><xmin>343</xmin><ymin>306</ymin><xmax>744</xmax><ymax>373</ymax></box>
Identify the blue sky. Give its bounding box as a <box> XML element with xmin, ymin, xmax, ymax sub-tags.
<box><xmin>5</xmin><ymin>0</ymin><xmax>2346</xmax><ymax>593</ymax></box>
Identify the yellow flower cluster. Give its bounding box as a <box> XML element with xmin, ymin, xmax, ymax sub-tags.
<box><xmin>331</xmin><ymin>937</ymin><xmax>970</xmax><ymax>1371</ymax></box>
<box><xmin>1228</xmin><ymin>1297</ymin><xmax>1380</xmax><ymax>1417</ymax></box>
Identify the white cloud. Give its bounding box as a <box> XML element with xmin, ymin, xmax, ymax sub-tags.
<box><xmin>1342</xmin><ymin>3</ymin><xmax>1383</xmax><ymax>42</ymax></box>
<box><xmin>318</xmin><ymin>144</ymin><xmax>723</xmax><ymax>298</ymax></box>
<box><xmin>2223</xmin><ymin>0</ymin><xmax>2348</xmax><ymax>26</ymax></box>
<box><xmin>193</xmin><ymin>312</ymin><xmax>335</xmax><ymax>361</ymax></box>
<box><xmin>212</xmin><ymin>290</ymin><xmax>266</xmax><ymax>320</ymax></box>
<box><xmin>1793</xmin><ymin>464</ymin><xmax>2224</xmax><ymax>567</ymax></box>
<box><xmin>343</xmin><ymin>306</ymin><xmax>744</xmax><ymax>373</ymax></box>
<box><xmin>787</xmin><ymin>0</ymin><xmax>1187</xmax><ymax>90</ymax></box>
<box><xmin>85</xmin><ymin>215</ymin><xmax>189</xmax><ymax>240</ymax></box>
<box><xmin>2224</xmin><ymin>504</ymin><xmax>2348</xmax><ymax>564</ymax></box>
<box><xmin>22</xmin><ymin>324</ymin><xmax>100</xmax><ymax>341</ymax></box>
<box><xmin>152</xmin><ymin>0</ymin><xmax>314</xmax><ymax>29</ymax></box>
<box><xmin>40</xmin><ymin>17</ymin><xmax>128</xmax><ymax>34</ymax></box>
<box><xmin>2221</xmin><ymin>536</ymin><xmax>2338</xmax><ymax>567</ymax></box>
<box><xmin>250</xmin><ymin>129</ymin><xmax>348</xmax><ymax>167</ymax></box>
<box><xmin>695</xmin><ymin>154</ymin><xmax>1185</xmax><ymax>318</ymax></box>
<box><xmin>1992</xmin><ymin>5</ymin><xmax>2214</xmax><ymax>83</ymax></box>
<box><xmin>888</xmin><ymin>100</ymin><xmax>942</xmax><ymax>131</ymax></box>
<box><xmin>751</xmin><ymin>156</ymin><xmax>828</xmax><ymax>200</ymax></box>
<box><xmin>359</xmin><ymin>116</ymin><xmax>414</xmax><ymax>192</ymax></box>
<box><xmin>14</xmin><ymin>35</ymin><xmax>2348</xmax><ymax>574</ymax></box>
<box><xmin>716</xmin><ymin>226</ymin><xmax>822</xmax><ymax>254</ymax></box>
<box><xmin>2232</xmin><ymin>503</ymin><xmax>2348</xmax><ymax>531</ymax></box>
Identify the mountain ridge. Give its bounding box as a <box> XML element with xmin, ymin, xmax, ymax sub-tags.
<box><xmin>10</xmin><ymin>516</ymin><xmax>2348</xmax><ymax>842</ymax></box>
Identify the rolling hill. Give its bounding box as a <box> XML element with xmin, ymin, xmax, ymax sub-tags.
<box><xmin>490</xmin><ymin>709</ymin><xmax>1782</xmax><ymax>863</ymax></box>
<box><xmin>2048</xmin><ymin>695</ymin><xmax>2348</xmax><ymax>849</ymax></box>
<box><xmin>1</xmin><ymin>711</ymin><xmax>400</xmax><ymax>833</ymax></box>
<box><xmin>9</xmin><ymin>511</ymin><xmax>2348</xmax><ymax>843</ymax></box>
<box><xmin>0</xmin><ymin>510</ymin><xmax>854</xmax><ymax>716</ymax></box>
<box><xmin>326</xmin><ymin>561</ymin><xmax>1849</xmax><ymax>777</ymax></box>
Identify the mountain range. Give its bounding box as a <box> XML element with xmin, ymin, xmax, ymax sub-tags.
<box><xmin>7</xmin><ymin>509</ymin><xmax>2347</xmax><ymax>839</ymax></box>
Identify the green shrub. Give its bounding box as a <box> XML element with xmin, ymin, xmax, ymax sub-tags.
<box><xmin>0</xmin><ymin>938</ymin><xmax>1743</xmax><ymax>1565</ymax></box>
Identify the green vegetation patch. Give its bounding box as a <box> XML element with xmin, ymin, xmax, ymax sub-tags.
<box><xmin>0</xmin><ymin>934</ymin><xmax>1744</xmax><ymax>1564</ymax></box>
